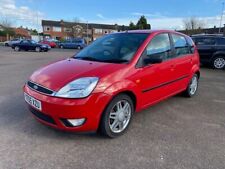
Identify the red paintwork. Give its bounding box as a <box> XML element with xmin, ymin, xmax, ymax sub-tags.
<box><xmin>40</xmin><ymin>40</ymin><xmax>57</xmax><ymax>48</ymax></box>
<box><xmin>24</xmin><ymin>30</ymin><xmax>200</xmax><ymax>132</ymax></box>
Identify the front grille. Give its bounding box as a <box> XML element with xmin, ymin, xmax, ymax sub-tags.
<box><xmin>29</xmin><ymin>106</ymin><xmax>56</xmax><ymax>125</ymax></box>
<box><xmin>27</xmin><ymin>81</ymin><xmax>54</xmax><ymax>95</ymax></box>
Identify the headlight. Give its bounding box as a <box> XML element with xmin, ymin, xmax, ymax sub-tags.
<box><xmin>54</xmin><ymin>77</ymin><xmax>99</xmax><ymax>98</ymax></box>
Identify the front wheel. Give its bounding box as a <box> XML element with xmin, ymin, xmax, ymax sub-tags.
<box><xmin>100</xmin><ymin>94</ymin><xmax>134</xmax><ymax>138</ymax></box>
<box><xmin>212</xmin><ymin>56</ymin><xmax>225</xmax><ymax>69</ymax></box>
<box><xmin>14</xmin><ymin>46</ymin><xmax>20</xmax><ymax>51</ymax></box>
<box><xmin>183</xmin><ymin>74</ymin><xmax>199</xmax><ymax>97</ymax></box>
<box><xmin>35</xmin><ymin>47</ymin><xmax>41</xmax><ymax>52</ymax></box>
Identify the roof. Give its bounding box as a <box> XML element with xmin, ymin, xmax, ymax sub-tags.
<box><xmin>42</xmin><ymin>20</ymin><xmax>128</xmax><ymax>30</ymax></box>
<box><xmin>125</xmin><ymin>29</ymin><xmax>186</xmax><ymax>35</ymax></box>
<box><xmin>191</xmin><ymin>34</ymin><xmax>224</xmax><ymax>37</ymax></box>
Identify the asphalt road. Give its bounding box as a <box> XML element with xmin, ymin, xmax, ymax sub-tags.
<box><xmin>0</xmin><ymin>46</ymin><xmax>225</xmax><ymax>169</ymax></box>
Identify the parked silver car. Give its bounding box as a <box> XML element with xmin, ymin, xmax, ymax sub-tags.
<box><xmin>7</xmin><ymin>38</ymin><xmax>22</xmax><ymax>47</ymax></box>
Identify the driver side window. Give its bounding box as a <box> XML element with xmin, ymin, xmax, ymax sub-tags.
<box><xmin>21</xmin><ymin>40</ymin><xmax>29</xmax><ymax>44</ymax></box>
<box><xmin>146</xmin><ymin>33</ymin><xmax>171</xmax><ymax>61</ymax></box>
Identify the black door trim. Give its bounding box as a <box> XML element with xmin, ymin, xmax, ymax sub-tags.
<box><xmin>142</xmin><ymin>75</ymin><xmax>189</xmax><ymax>93</ymax></box>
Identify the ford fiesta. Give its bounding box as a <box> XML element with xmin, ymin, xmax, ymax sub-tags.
<box><xmin>24</xmin><ymin>30</ymin><xmax>200</xmax><ymax>138</ymax></box>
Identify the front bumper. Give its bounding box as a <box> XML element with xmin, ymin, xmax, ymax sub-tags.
<box><xmin>23</xmin><ymin>85</ymin><xmax>111</xmax><ymax>132</ymax></box>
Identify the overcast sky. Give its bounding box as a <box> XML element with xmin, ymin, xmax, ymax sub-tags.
<box><xmin>0</xmin><ymin>0</ymin><xmax>225</xmax><ymax>31</ymax></box>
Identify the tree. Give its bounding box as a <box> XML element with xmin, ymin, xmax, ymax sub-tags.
<box><xmin>129</xmin><ymin>22</ymin><xmax>136</xmax><ymax>30</ymax></box>
<box><xmin>128</xmin><ymin>16</ymin><xmax>151</xmax><ymax>30</ymax></box>
<box><xmin>136</xmin><ymin>16</ymin><xmax>151</xmax><ymax>29</ymax></box>
<box><xmin>0</xmin><ymin>18</ymin><xmax>15</xmax><ymax>40</ymax></box>
<box><xmin>183</xmin><ymin>17</ymin><xmax>204</xmax><ymax>30</ymax></box>
<box><xmin>183</xmin><ymin>17</ymin><xmax>204</xmax><ymax>35</ymax></box>
<box><xmin>0</xmin><ymin>17</ymin><xmax>12</xmax><ymax>27</ymax></box>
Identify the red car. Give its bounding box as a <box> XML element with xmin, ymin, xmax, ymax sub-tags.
<box><xmin>24</xmin><ymin>30</ymin><xmax>200</xmax><ymax>138</ymax></box>
<box><xmin>39</xmin><ymin>40</ymin><xmax>57</xmax><ymax>48</ymax></box>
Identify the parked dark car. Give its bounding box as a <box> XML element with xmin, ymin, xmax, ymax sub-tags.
<box><xmin>191</xmin><ymin>35</ymin><xmax>225</xmax><ymax>69</ymax></box>
<box><xmin>12</xmin><ymin>40</ymin><xmax>50</xmax><ymax>52</ymax></box>
<box><xmin>59</xmin><ymin>38</ymin><xmax>86</xmax><ymax>49</ymax></box>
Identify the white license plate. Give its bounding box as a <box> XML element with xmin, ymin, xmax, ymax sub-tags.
<box><xmin>24</xmin><ymin>93</ymin><xmax>42</xmax><ymax>111</ymax></box>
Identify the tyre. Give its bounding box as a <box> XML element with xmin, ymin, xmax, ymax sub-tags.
<box><xmin>212</xmin><ymin>56</ymin><xmax>225</xmax><ymax>69</ymax></box>
<box><xmin>60</xmin><ymin>45</ymin><xmax>64</xmax><ymax>49</ymax></box>
<box><xmin>77</xmin><ymin>46</ymin><xmax>81</xmax><ymax>50</ymax></box>
<box><xmin>5</xmin><ymin>43</ymin><xmax>9</xmax><ymax>47</ymax></box>
<box><xmin>183</xmin><ymin>74</ymin><xmax>199</xmax><ymax>97</ymax></box>
<box><xmin>35</xmin><ymin>47</ymin><xmax>41</xmax><ymax>52</ymax></box>
<box><xmin>100</xmin><ymin>94</ymin><xmax>134</xmax><ymax>138</ymax></box>
<box><xmin>14</xmin><ymin>46</ymin><xmax>20</xmax><ymax>51</ymax></box>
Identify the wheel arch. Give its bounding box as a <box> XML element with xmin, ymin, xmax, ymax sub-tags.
<box><xmin>211</xmin><ymin>52</ymin><xmax>225</xmax><ymax>61</ymax></box>
<box><xmin>97</xmin><ymin>89</ymin><xmax>138</xmax><ymax>135</ymax></box>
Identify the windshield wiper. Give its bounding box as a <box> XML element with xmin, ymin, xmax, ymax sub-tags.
<box><xmin>75</xmin><ymin>56</ymin><xmax>101</xmax><ymax>62</ymax></box>
<box><xmin>102</xmin><ymin>59</ymin><xmax>129</xmax><ymax>63</ymax></box>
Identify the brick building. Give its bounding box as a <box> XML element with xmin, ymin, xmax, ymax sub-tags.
<box><xmin>42</xmin><ymin>20</ymin><xmax>128</xmax><ymax>42</ymax></box>
<box><xmin>13</xmin><ymin>27</ymin><xmax>31</xmax><ymax>38</ymax></box>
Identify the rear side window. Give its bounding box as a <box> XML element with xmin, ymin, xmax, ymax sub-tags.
<box><xmin>195</xmin><ymin>37</ymin><xmax>216</xmax><ymax>45</ymax></box>
<box><xmin>171</xmin><ymin>34</ymin><xmax>190</xmax><ymax>57</ymax></box>
<box><xmin>146</xmin><ymin>33</ymin><xmax>171</xmax><ymax>60</ymax></box>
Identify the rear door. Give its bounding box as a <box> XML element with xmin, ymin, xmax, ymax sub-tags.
<box><xmin>194</xmin><ymin>37</ymin><xmax>216</xmax><ymax>63</ymax></box>
<box><xmin>169</xmin><ymin>33</ymin><xmax>194</xmax><ymax>91</ymax></box>
<box><xmin>215</xmin><ymin>37</ymin><xmax>225</xmax><ymax>52</ymax></box>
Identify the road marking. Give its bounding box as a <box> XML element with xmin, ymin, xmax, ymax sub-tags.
<box><xmin>213</xmin><ymin>99</ymin><xmax>225</xmax><ymax>104</ymax></box>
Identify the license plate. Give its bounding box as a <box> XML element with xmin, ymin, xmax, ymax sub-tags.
<box><xmin>24</xmin><ymin>93</ymin><xmax>42</xmax><ymax>111</ymax></box>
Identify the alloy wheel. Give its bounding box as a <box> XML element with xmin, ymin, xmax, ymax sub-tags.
<box><xmin>109</xmin><ymin>100</ymin><xmax>132</xmax><ymax>133</ymax></box>
<box><xmin>36</xmin><ymin>47</ymin><xmax>41</xmax><ymax>52</ymax></box>
<box><xmin>214</xmin><ymin>57</ymin><xmax>225</xmax><ymax>69</ymax></box>
<box><xmin>189</xmin><ymin>75</ymin><xmax>198</xmax><ymax>95</ymax></box>
<box><xmin>15</xmin><ymin>46</ymin><xmax>20</xmax><ymax>51</ymax></box>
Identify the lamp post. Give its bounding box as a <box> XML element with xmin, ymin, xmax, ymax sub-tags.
<box><xmin>219</xmin><ymin>2</ymin><xmax>225</xmax><ymax>33</ymax></box>
<box><xmin>86</xmin><ymin>21</ymin><xmax>89</xmax><ymax>45</ymax></box>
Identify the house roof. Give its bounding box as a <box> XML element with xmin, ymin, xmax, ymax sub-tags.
<box><xmin>42</xmin><ymin>20</ymin><xmax>128</xmax><ymax>30</ymax></box>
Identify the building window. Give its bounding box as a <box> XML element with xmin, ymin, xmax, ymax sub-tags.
<box><xmin>111</xmin><ymin>30</ymin><xmax>117</xmax><ymax>33</ymax></box>
<box><xmin>64</xmin><ymin>27</ymin><xmax>72</xmax><ymax>32</ymax></box>
<box><xmin>44</xmin><ymin>26</ymin><xmax>51</xmax><ymax>31</ymax></box>
<box><xmin>53</xmin><ymin>26</ymin><xmax>61</xmax><ymax>32</ymax></box>
<box><xmin>94</xmin><ymin>29</ymin><xmax>103</xmax><ymax>34</ymax></box>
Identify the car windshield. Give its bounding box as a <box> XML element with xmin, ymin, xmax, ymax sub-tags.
<box><xmin>30</xmin><ymin>40</ymin><xmax>37</xmax><ymax>44</ymax></box>
<box><xmin>74</xmin><ymin>33</ymin><xmax>149</xmax><ymax>63</ymax></box>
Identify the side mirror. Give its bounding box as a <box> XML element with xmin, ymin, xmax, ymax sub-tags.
<box><xmin>144</xmin><ymin>54</ymin><xmax>163</xmax><ymax>65</ymax></box>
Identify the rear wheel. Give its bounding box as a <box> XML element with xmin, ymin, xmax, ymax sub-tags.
<box><xmin>14</xmin><ymin>46</ymin><xmax>20</xmax><ymax>51</ymax></box>
<box><xmin>212</xmin><ymin>56</ymin><xmax>225</xmax><ymax>69</ymax></box>
<box><xmin>77</xmin><ymin>46</ymin><xmax>81</xmax><ymax>50</ymax></box>
<box><xmin>183</xmin><ymin>74</ymin><xmax>199</xmax><ymax>97</ymax></box>
<box><xmin>100</xmin><ymin>94</ymin><xmax>134</xmax><ymax>138</ymax></box>
<box><xmin>60</xmin><ymin>45</ymin><xmax>64</xmax><ymax>49</ymax></box>
<box><xmin>35</xmin><ymin>47</ymin><xmax>41</xmax><ymax>52</ymax></box>
<box><xmin>5</xmin><ymin>43</ymin><xmax>9</xmax><ymax>47</ymax></box>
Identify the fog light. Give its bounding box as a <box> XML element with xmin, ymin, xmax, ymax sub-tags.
<box><xmin>67</xmin><ymin>118</ymin><xmax>85</xmax><ymax>127</ymax></box>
